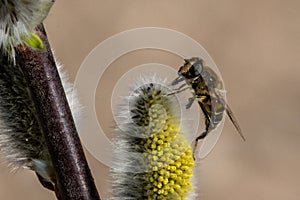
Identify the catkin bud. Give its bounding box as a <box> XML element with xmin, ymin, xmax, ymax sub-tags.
<box><xmin>0</xmin><ymin>0</ymin><xmax>54</xmax><ymax>59</ymax></box>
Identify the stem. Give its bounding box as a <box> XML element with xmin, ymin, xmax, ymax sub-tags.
<box><xmin>16</xmin><ymin>24</ymin><xmax>101</xmax><ymax>200</ymax></box>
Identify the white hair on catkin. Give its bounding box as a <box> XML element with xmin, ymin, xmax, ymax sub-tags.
<box><xmin>0</xmin><ymin>0</ymin><xmax>53</xmax><ymax>58</ymax></box>
<box><xmin>0</xmin><ymin>55</ymin><xmax>48</xmax><ymax>171</ymax></box>
<box><xmin>0</xmin><ymin>53</ymin><xmax>81</xmax><ymax>186</ymax></box>
<box><xmin>111</xmin><ymin>75</ymin><xmax>197</xmax><ymax>200</ymax></box>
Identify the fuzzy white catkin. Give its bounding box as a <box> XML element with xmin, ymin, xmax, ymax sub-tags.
<box><xmin>0</xmin><ymin>0</ymin><xmax>53</xmax><ymax>58</ymax></box>
<box><xmin>111</xmin><ymin>76</ymin><xmax>197</xmax><ymax>200</ymax></box>
<box><xmin>0</xmin><ymin>54</ymin><xmax>81</xmax><ymax>187</ymax></box>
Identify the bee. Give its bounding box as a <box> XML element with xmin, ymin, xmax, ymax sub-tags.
<box><xmin>171</xmin><ymin>57</ymin><xmax>245</xmax><ymax>158</ymax></box>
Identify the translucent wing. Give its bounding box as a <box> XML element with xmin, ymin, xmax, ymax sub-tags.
<box><xmin>196</xmin><ymin>115</ymin><xmax>225</xmax><ymax>160</ymax></box>
<box><xmin>225</xmin><ymin>103</ymin><xmax>246</xmax><ymax>141</ymax></box>
<box><xmin>215</xmin><ymin>88</ymin><xmax>245</xmax><ymax>142</ymax></box>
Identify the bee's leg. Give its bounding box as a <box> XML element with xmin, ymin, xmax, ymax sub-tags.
<box><xmin>171</xmin><ymin>76</ymin><xmax>185</xmax><ymax>85</ymax></box>
<box><xmin>167</xmin><ymin>85</ymin><xmax>189</xmax><ymax>96</ymax></box>
<box><xmin>192</xmin><ymin>110</ymin><xmax>211</xmax><ymax>160</ymax></box>
<box><xmin>195</xmin><ymin>130</ymin><xmax>209</xmax><ymax>141</ymax></box>
<box><xmin>186</xmin><ymin>96</ymin><xmax>195</xmax><ymax>109</ymax></box>
<box><xmin>175</xmin><ymin>83</ymin><xmax>187</xmax><ymax>90</ymax></box>
<box><xmin>192</xmin><ymin>130</ymin><xmax>208</xmax><ymax>160</ymax></box>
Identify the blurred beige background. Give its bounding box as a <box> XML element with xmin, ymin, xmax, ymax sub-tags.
<box><xmin>0</xmin><ymin>0</ymin><xmax>300</xmax><ymax>199</ymax></box>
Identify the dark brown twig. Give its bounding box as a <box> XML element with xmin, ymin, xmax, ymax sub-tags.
<box><xmin>16</xmin><ymin>24</ymin><xmax>101</xmax><ymax>200</ymax></box>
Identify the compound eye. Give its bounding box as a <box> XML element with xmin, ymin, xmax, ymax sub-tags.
<box><xmin>186</xmin><ymin>65</ymin><xmax>198</xmax><ymax>78</ymax></box>
<box><xmin>191</xmin><ymin>60</ymin><xmax>203</xmax><ymax>77</ymax></box>
<box><xmin>193</xmin><ymin>65</ymin><xmax>201</xmax><ymax>76</ymax></box>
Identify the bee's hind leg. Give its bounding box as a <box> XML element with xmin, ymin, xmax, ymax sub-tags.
<box><xmin>192</xmin><ymin>130</ymin><xmax>208</xmax><ymax>160</ymax></box>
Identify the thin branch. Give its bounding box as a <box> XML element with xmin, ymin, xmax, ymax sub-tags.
<box><xmin>16</xmin><ymin>24</ymin><xmax>101</xmax><ymax>200</ymax></box>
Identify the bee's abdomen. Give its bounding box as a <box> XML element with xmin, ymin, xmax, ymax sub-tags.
<box><xmin>196</xmin><ymin>95</ymin><xmax>225</xmax><ymax>128</ymax></box>
<box><xmin>211</xmin><ymin>97</ymin><xmax>225</xmax><ymax>125</ymax></box>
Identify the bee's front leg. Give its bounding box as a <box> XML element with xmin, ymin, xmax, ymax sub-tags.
<box><xmin>174</xmin><ymin>83</ymin><xmax>187</xmax><ymax>90</ymax></box>
<box><xmin>171</xmin><ymin>76</ymin><xmax>185</xmax><ymax>85</ymax></box>
<box><xmin>186</xmin><ymin>96</ymin><xmax>195</xmax><ymax>109</ymax></box>
<box><xmin>167</xmin><ymin>84</ymin><xmax>189</xmax><ymax>96</ymax></box>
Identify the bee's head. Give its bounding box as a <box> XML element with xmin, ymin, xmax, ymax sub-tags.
<box><xmin>178</xmin><ymin>57</ymin><xmax>203</xmax><ymax>79</ymax></box>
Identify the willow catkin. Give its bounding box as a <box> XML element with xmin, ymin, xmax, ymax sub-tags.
<box><xmin>0</xmin><ymin>54</ymin><xmax>81</xmax><ymax>189</ymax></box>
<box><xmin>111</xmin><ymin>77</ymin><xmax>196</xmax><ymax>200</ymax></box>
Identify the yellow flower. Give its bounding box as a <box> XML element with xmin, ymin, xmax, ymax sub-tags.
<box><xmin>111</xmin><ymin>77</ymin><xmax>196</xmax><ymax>200</ymax></box>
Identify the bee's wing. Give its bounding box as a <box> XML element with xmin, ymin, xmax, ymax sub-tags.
<box><xmin>215</xmin><ymin>88</ymin><xmax>245</xmax><ymax>141</ymax></box>
<box><xmin>197</xmin><ymin>123</ymin><xmax>224</xmax><ymax>160</ymax></box>
<box><xmin>225</xmin><ymin>103</ymin><xmax>246</xmax><ymax>141</ymax></box>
